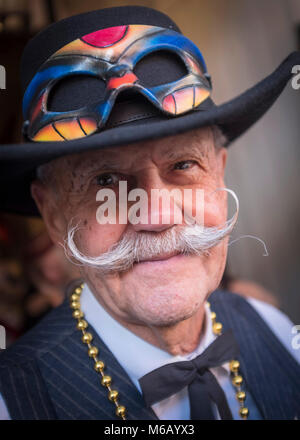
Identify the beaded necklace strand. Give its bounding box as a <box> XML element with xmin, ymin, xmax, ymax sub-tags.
<box><xmin>70</xmin><ymin>283</ymin><xmax>249</xmax><ymax>420</ymax></box>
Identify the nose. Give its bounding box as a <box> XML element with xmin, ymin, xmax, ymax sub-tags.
<box><xmin>131</xmin><ymin>172</ymin><xmax>183</xmax><ymax>233</ymax></box>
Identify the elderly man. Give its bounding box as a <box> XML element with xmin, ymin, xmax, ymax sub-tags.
<box><xmin>0</xmin><ymin>6</ymin><xmax>299</xmax><ymax>421</ymax></box>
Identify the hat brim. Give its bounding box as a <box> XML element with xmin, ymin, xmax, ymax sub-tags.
<box><xmin>0</xmin><ymin>51</ymin><xmax>299</xmax><ymax>216</ymax></box>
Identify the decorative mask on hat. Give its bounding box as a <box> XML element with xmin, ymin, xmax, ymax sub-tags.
<box><xmin>22</xmin><ymin>24</ymin><xmax>212</xmax><ymax>142</ymax></box>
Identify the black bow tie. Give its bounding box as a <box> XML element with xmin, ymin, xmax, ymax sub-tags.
<box><xmin>139</xmin><ymin>330</ymin><xmax>239</xmax><ymax>420</ymax></box>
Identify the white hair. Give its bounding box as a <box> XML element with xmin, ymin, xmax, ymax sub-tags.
<box><xmin>211</xmin><ymin>125</ymin><xmax>228</xmax><ymax>149</ymax></box>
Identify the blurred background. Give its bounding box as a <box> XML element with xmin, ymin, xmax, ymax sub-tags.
<box><xmin>0</xmin><ymin>0</ymin><xmax>299</xmax><ymax>346</ymax></box>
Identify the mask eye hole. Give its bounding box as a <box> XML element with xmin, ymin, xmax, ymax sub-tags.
<box><xmin>47</xmin><ymin>75</ymin><xmax>106</xmax><ymax>112</ymax></box>
<box><xmin>133</xmin><ymin>50</ymin><xmax>188</xmax><ymax>87</ymax></box>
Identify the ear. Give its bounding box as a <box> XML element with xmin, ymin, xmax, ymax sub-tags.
<box><xmin>219</xmin><ymin>148</ymin><xmax>228</xmax><ymax>175</ymax></box>
<box><xmin>31</xmin><ymin>179</ymin><xmax>66</xmax><ymax>245</ymax></box>
<box><xmin>217</xmin><ymin>147</ymin><xmax>228</xmax><ymax>176</ymax></box>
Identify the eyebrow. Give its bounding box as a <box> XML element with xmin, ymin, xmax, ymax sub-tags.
<box><xmin>70</xmin><ymin>135</ymin><xmax>211</xmax><ymax>173</ymax></box>
<box><xmin>160</xmin><ymin>143</ymin><xmax>210</xmax><ymax>161</ymax></box>
<box><xmin>72</xmin><ymin>152</ymin><xmax>127</xmax><ymax>173</ymax></box>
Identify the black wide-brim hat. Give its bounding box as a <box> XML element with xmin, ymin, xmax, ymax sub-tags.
<box><xmin>0</xmin><ymin>5</ymin><xmax>299</xmax><ymax>216</ymax></box>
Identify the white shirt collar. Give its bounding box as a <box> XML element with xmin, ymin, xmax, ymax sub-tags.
<box><xmin>80</xmin><ymin>283</ymin><xmax>230</xmax><ymax>393</ymax></box>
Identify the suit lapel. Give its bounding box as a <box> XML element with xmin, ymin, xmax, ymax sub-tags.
<box><xmin>37</xmin><ymin>297</ymin><xmax>158</xmax><ymax>420</ymax></box>
<box><xmin>210</xmin><ymin>290</ymin><xmax>300</xmax><ymax>420</ymax></box>
<box><xmin>82</xmin><ymin>321</ymin><xmax>160</xmax><ymax>420</ymax></box>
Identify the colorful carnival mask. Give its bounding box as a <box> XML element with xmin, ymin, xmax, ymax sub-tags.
<box><xmin>22</xmin><ymin>24</ymin><xmax>212</xmax><ymax>142</ymax></box>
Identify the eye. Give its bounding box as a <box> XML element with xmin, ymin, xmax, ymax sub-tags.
<box><xmin>133</xmin><ymin>50</ymin><xmax>188</xmax><ymax>87</ymax></box>
<box><xmin>173</xmin><ymin>160</ymin><xmax>197</xmax><ymax>170</ymax></box>
<box><xmin>96</xmin><ymin>173</ymin><xmax>120</xmax><ymax>187</ymax></box>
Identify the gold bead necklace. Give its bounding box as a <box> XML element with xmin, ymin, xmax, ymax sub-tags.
<box><xmin>70</xmin><ymin>283</ymin><xmax>249</xmax><ymax>420</ymax></box>
<box><xmin>206</xmin><ymin>301</ymin><xmax>249</xmax><ymax>420</ymax></box>
<box><xmin>70</xmin><ymin>283</ymin><xmax>126</xmax><ymax>419</ymax></box>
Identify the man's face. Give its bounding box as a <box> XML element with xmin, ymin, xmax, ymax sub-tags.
<box><xmin>32</xmin><ymin>126</ymin><xmax>228</xmax><ymax>328</ymax></box>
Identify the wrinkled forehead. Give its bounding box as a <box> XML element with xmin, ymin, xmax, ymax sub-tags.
<box><xmin>56</xmin><ymin>126</ymin><xmax>213</xmax><ymax>172</ymax></box>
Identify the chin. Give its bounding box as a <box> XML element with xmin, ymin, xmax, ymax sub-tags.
<box><xmin>126</xmin><ymin>278</ymin><xmax>209</xmax><ymax>327</ymax></box>
<box><xmin>148</xmin><ymin>308</ymin><xmax>201</xmax><ymax>327</ymax></box>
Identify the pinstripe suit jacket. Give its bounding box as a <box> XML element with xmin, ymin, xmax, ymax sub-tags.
<box><xmin>0</xmin><ymin>286</ymin><xmax>299</xmax><ymax>420</ymax></box>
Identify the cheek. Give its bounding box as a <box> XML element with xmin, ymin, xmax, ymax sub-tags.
<box><xmin>203</xmin><ymin>192</ymin><xmax>227</xmax><ymax>227</ymax></box>
<box><xmin>72</xmin><ymin>212</ymin><xmax>126</xmax><ymax>257</ymax></box>
<box><xmin>182</xmin><ymin>165</ymin><xmax>226</xmax><ymax>228</ymax></box>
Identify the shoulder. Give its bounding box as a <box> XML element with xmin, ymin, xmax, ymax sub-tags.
<box><xmin>0</xmin><ymin>296</ymin><xmax>75</xmax><ymax>420</ymax></box>
<box><xmin>245</xmin><ymin>296</ymin><xmax>300</xmax><ymax>363</ymax></box>
<box><xmin>210</xmin><ymin>289</ymin><xmax>300</xmax><ymax>364</ymax></box>
<box><xmin>0</xmin><ymin>292</ymin><xmax>76</xmax><ymax>368</ymax></box>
